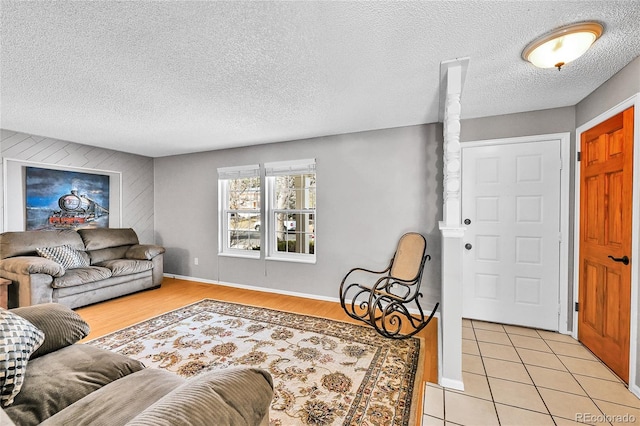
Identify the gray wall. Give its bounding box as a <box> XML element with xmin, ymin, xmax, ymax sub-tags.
<box><xmin>576</xmin><ymin>55</ymin><xmax>640</xmax><ymax>127</ymax></box>
<box><xmin>154</xmin><ymin>123</ymin><xmax>443</xmax><ymax>304</ymax></box>
<box><xmin>460</xmin><ymin>106</ymin><xmax>576</xmax><ymax>143</ymax></box>
<box><xmin>0</xmin><ymin>129</ymin><xmax>156</xmax><ymax>243</ymax></box>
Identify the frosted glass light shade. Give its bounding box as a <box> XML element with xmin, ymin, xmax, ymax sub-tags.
<box><xmin>523</xmin><ymin>22</ymin><xmax>603</xmax><ymax>70</ymax></box>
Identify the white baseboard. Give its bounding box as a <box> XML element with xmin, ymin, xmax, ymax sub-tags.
<box><xmin>164</xmin><ymin>273</ymin><xmax>341</xmax><ymax>304</ymax></box>
<box><xmin>163</xmin><ymin>273</ymin><xmax>441</xmax><ymax>319</ymax></box>
<box><xmin>631</xmin><ymin>383</ymin><xmax>640</xmax><ymax>399</ymax></box>
<box><xmin>439</xmin><ymin>377</ymin><xmax>464</xmax><ymax>391</ymax></box>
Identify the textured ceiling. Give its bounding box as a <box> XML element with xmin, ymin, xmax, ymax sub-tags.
<box><xmin>2</xmin><ymin>1</ymin><xmax>640</xmax><ymax>157</ymax></box>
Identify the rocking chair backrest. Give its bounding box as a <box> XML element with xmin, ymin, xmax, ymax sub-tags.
<box><xmin>389</xmin><ymin>233</ymin><xmax>426</xmax><ymax>281</ymax></box>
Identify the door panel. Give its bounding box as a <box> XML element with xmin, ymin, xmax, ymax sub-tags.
<box><xmin>584</xmin><ymin>176</ymin><xmax>600</xmax><ymax>242</ymax></box>
<box><xmin>582</xmin><ymin>261</ymin><xmax>599</xmax><ymax>329</ymax></box>
<box><xmin>607</xmin><ymin>171</ymin><xmax>624</xmax><ymax>245</ymax></box>
<box><xmin>462</xmin><ymin>139</ymin><xmax>561</xmax><ymax>331</ymax></box>
<box><xmin>604</xmin><ymin>270</ymin><xmax>621</xmax><ymax>341</ymax></box>
<box><xmin>579</xmin><ymin>106</ymin><xmax>633</xmax><ymax>383</ymax></box>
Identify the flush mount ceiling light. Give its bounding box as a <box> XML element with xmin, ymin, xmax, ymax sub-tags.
<box><xmin>522</xmin><ymin>22</ymin><xmax>603</xmax><ymax>70</ymax></box>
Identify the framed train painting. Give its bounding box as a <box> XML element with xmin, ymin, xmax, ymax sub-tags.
<box><xmin>2</xmin><ymin>159</ymin><xmax>122</xmax><ymax>232</ymax></box>
<box><xmin>25</xmin><ymin>166</ymin><xmax>110</xmax><ymax>230</ymax></box>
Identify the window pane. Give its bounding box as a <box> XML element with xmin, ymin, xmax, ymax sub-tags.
<box><xmin>228</xmin><ymin>230</ymin><xmax>260</xmax><ymax>251</ymax></box>
<box><xmin>275</xmin><ymin>213</ymin><xmax>315</xmax><ymax>254</ymax></box>
<box><xmin>275</xmin><ymin>174</ymin><xmax>315</xmax><ymax>210</ymax></box>
<box><xmin>228</xmin><ymin>212</ymin><xmax>260</xmax><ymax>230</ymax></box>
<box><xmin>229</xmin><ymin>177</ymin><xmax>260</xmax><ymax>210</ymax></box>
<box><xmin>227</xmin><ymin>212</ymin><xmax>260</xmax><ymax>250</ymax></box>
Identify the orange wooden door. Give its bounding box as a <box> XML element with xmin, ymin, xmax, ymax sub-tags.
<box><xmin>579</xmin><ymin>106</ymin><xmax>634</xmax><ymax>383</ymax></box>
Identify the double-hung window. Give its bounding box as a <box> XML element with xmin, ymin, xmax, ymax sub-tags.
<box><xmin>265</xmin><ymin>159</ymin><xmax>316</xmax><ymax>262</ymax></box>
<box><xmin>218</xmin><ymin>159</ymin><xmax>316</xmax><ymax>262</ymax></box>
<box><xmin>218</xmin><ymin>164</ymin><xmax>261</xmax><ymax>258</ymax></box>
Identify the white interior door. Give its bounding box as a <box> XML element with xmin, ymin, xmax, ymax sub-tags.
<box><xmin>462</xmin><ymin>138</ymin><xmax>561</xmax><ymax>331</ymax></box>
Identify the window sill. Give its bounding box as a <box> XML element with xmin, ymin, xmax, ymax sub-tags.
<box><xmin>266</xmin><ymin>255</ymin><xmax>316</xmax><ymax>265</ymax></box>
<box><xmin>218</xmin><ymin>252</ymin><xmax>260</xmax><ymax>260</ymax></box>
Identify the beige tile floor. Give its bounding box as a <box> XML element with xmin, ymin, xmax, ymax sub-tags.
<box><xmin>423</xmin><ymin>319</ymin><xmax>640</xmax><ymax>425</ymax></box>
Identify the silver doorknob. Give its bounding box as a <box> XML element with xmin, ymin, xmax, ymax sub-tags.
<box><xmin>464</xmin><ymin>219</ymin><xmax>471</xmax><ymax>225</ymax></box>
<box><xmin>465</xmin><ymin>243</ymin><xmax>472</xmax><ymax>250</ymax></box>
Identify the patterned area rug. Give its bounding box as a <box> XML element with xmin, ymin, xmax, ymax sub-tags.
<box><xmin>87</xmin><ymin>299</ymin><xmax>423</xmax><ymax>425</ymax></box>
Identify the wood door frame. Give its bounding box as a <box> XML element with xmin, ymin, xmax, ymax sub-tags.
<box><xmin>573</xmin><ymin>93</ymin><xmax>640</xmax><ymax>397</ymax></box>
<box><xmin>461</xmin><ymin>132</ymin><xmax>571</xmax><ymax>333</ymax></box>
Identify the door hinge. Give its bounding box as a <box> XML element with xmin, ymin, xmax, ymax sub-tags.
<box><xmin>577</xmin><ymin>152</ymin><xmax>581</xmax><ymax>161</ymax></box>
<box><xmin>574</xmin><ymin>302</ymin><xmax>579</xmax><ymax>312</ymax></box>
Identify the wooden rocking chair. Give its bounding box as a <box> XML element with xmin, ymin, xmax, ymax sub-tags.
<box><xmin>339</xmin><ymin>232</ymin><xmax>439</xmax><ymax>339</ymax></box>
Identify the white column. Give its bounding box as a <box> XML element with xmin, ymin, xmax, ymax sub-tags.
<box><xmin>439</xmin><ymin>62</ymin><xmax>465</xmax><ymax>390</ymax></box>
<box><xmin>443</xmin><ymin>65</ymin><xmax>462</xmax><ymax>227</ymax></box>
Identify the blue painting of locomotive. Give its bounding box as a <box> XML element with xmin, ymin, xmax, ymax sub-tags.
<box><xmin>25</xmin><ymin>166</ymin><xmax>110</xmax><ymax>230</ymax></box>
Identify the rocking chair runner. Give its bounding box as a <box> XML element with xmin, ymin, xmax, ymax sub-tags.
<box><xmin>339</xmin><ymin>232</ymin><xmax>439</xmax><ymax>339</ymax></box>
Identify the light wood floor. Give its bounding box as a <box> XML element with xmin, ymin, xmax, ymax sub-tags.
<box><xmin>76</xmin><ymin>276</ymin><xmax>438</xmax><ymax>385</ymax></box>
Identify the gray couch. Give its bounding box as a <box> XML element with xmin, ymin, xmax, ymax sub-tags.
<box><xmin>1</xmin><ymin>303</ymin><xmax>273</xmax><ymax>425</ymax></box>
<box><xmin>0</xmin><ymin>228</ymin><xmax>165</xmax><ymax>309</ymax></box>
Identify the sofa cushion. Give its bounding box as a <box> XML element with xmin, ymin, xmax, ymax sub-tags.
<box><xmin>36</xmin><ymin>245</ymin><xmax>90</xmax><ymax>270</ymax></box>
<box><xmin>88</xmin><ymin>245</ymin><xmax>130</xmax><ymax>264</ymax></box>
<box><xmin>126</xmin><ymin>244</ymin><xmax>166</xmax><ymax>260</ymax></box>
<box><xmin>78</xmin><ymin>228</ymin><xmax>139</xmax><ymax>251</ymax></box>
<box><xmin>1</xmin><ymin>230</ymin><xmax>84</xmax><ymax>260</ymax></box>
<box><xmin>127</xmin><ymin>368</ymin><xmax>274</xmax><ymax>426</ymax></box>
<box><xmin>0</xmin><ymin>309</ymin><xmax>45</xmax><ymax>407</ymax></box>
<box><xmin>0</xmin><ymin>256</ymin><xmax>65</xmax><ymax>277</ymax></box>
<box><xmin>96</xmin><ymin>259</ymin><xmax>153</xmax><ymax>277</ymax></box>
<box><xmin>52</xmin><ymin>266</ymin><xmax>112</xmax><ymax>288</ymax></box>
<box><xmin>40</xmin><ymin>369</ymin><xmax>184</xmax><ymax>426</ymax></box>
<box><xmin>11</xmin><ymin>303</ymin><xmax>90</xmax><ymax>359</ymax></box>
<box><xmin>3</xmin><ymin>344</ymin><xmax>145</xmax><ymax>426</ymax></box>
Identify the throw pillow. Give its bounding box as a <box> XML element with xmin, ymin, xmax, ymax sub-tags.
<box><xmin>0</xmin><ymin>309</ymin><xmax>45</xmax><ymax>407</ymax></box>
<box><xmin>11</xmin><ymin>303</ymin><xmax>90</xmax><ymax>359</ymax></box>
<box><xmin>36</xmin><ymin>245</ymin><xmax>89</xmax><ymax>270</ymax></box>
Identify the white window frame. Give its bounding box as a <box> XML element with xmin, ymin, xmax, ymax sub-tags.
<box><xmin>265</xmin><ymin>159</ymin><xmax>316</xmax><ymax>263</ymax></box>
<box><xmin>218</xmin><ymin>164</ymin><xmax>261</xmax><ymax>259</ymax></box>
